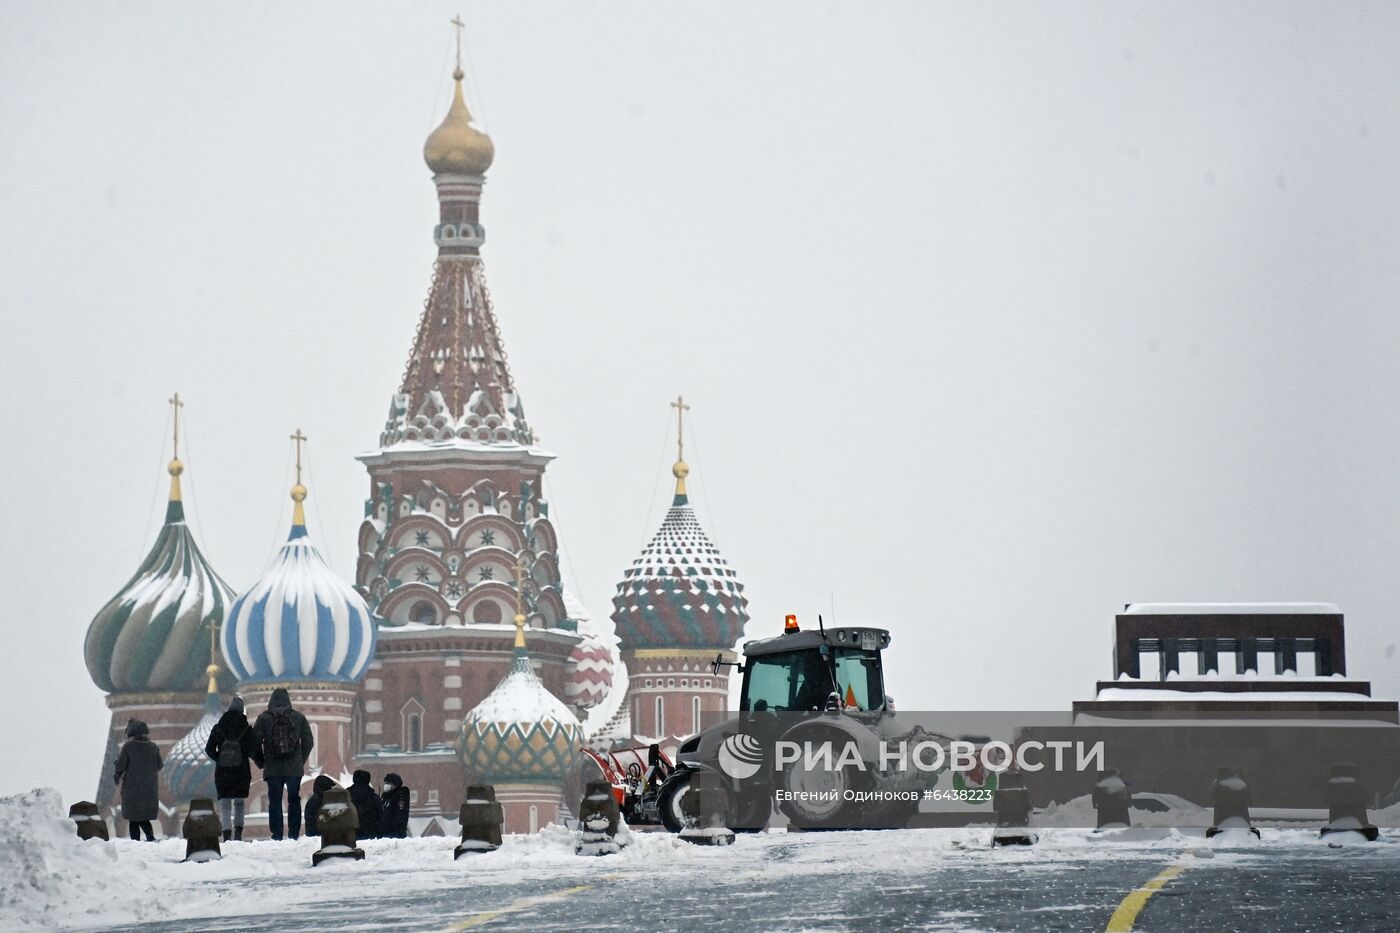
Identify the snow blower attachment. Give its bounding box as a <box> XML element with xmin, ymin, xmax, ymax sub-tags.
<box><xmin>580</xmin><ymin>744</ymin><xmax>675</xmax><ymax>826</ymax></box>
<box><xmin>991</xmin><ymin>769</ymin><xmax>1036</xmax><ymax>846</ymax></box>
<box><xmin>1321</xmin><ymin>761</ymin><xmax>1379</xmax><ymax>843</ymax></box>
<box><xmin>576</xmin><ymin>781</ymin><xmax>623</xmax><ymax>856</ymax></box>
<box><xmin>455</xmin><ymin>784</ymin><xmax>503</xmax><ymax>857</ymax></box>
<box><xmin>68</xmin><ymin>801</ymin><xmax>109</xmax><ymax>842</ymax></box>
<box><xmin>312</xmin><ymin>786</ymin><xmax>366</xmax><ymax>866</ymax></box>
<box><xmin>1206</xmin><ymin>767</ymin><xmax>1259</xmax><ymax>839</ymax></box>
<box><xmin>181</xmin><ymin>798</ymin><xmax>222</xmax><ymax>862</ymax></box>
<box><xmin>1092</xmin><ymin>769</ymin><xmax>1131</xmax><ymax>831</ymax></box>
<box><xmin>678</xmin><ymin>771</ymin><xmax>734</xmax><ymax>846</ymax></box>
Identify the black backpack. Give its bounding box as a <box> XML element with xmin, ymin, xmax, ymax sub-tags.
<box><xmin>217</xmin><ymin>726</ymin><xmax>246</xmax><ymax>768</ymax></box>
<box><xmin>267</xmin><ymin>709</ymin><xmax>300</xmax><ymax>760</ymax></box>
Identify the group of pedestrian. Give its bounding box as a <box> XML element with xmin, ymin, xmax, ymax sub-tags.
<box><xmin>113</xmin><ymin>687</ymin><xmax>412</xmax><ymax>842</ymax></box>
<box><xmin>306</xmin><ymin>769</ymin><xmax>410</xmax><ymax>839</ymax></box>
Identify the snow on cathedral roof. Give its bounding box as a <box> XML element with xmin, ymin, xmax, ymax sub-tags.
<box><xmin>84</xmin><ymin>460</ymin><xmax>234</xmax><ymax>695</ymax></box>
<box><xmin>223</xmin><ymin>484</ymin><xmax>377</xmax><ymax>685</ymax></box>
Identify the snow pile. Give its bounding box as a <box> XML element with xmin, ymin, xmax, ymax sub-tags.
<box><xmin>0</xmin><ymin>788</ymin><xmax>163</xmax><ymax>930</ymax></box>
<box><xmin>1035</xmin><ymin>794</ymin><xmax>1213</xmax><ymax>828</ymax></box>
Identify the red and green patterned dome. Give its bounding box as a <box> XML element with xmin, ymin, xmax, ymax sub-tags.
<box><xmin>610</xmin><ymin>464</ymin><xmax>749</xmax><ymax>651</ymax></box>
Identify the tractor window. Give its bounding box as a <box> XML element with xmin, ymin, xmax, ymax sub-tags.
<box><xmin>833</xmin><ymin>649</ymin><xmax>883</xmax><ymax>711</ymax></box>
<box><xmin>742</xmin><ymin>650</ymin><xmax>832</xmax><ymax>712</ymax></box>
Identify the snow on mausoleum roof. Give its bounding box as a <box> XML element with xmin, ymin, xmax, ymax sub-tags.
<box><xmin>1122</xmin><ymin>603</ymin><xmax>1341</xmax><ymax>616</ymax></box>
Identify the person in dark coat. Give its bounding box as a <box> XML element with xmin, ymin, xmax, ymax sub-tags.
<box><xmin>304</xmin><ymin>775</ymin><xmax>337</xmax><ymax>837</ymax></box>
<box><xmin>204</xmin><ymin>695</ymin><xmax>263</xmax><ymax>842</ymax></box>
<box><xmin>381</xmin><ymin>773</ymin><xmax>411</xmax><ymax>839</ymax></box>
<box><xmin>113</xmin><ymin>718</ymin><xmax>162</xmax><ymax>841</ymax></box>
<box><xmin>252</xmin><ymin>687</ymin><xmax>314</xmax><ymax>840</ymax></box>
<box><xmin>348</xmin><ymin>770</ymin><xmax>382</xmax><ymax>840</ymax></box>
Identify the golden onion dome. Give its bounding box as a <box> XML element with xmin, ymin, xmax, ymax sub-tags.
<box><xmin>424</xmin><ymin>68</ymin><xmax>495</xmax><ymax>176</ymax></box>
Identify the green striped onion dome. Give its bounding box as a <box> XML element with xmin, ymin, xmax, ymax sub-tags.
<box><xmin>85</xmin><ymin>495</ymin><xmax>233</xmax><ymax>694</ymax></box>
<box><xmin>459</xmin><ymin>651</ymin><xmax>583</xmax><ymax>785</ymax></box>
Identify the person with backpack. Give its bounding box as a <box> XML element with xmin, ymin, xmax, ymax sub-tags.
<box><xmin>252</xmin><ymin>687</ymin><xmax>314</xmax><ymax>840</ymax></box>
<box><xmin>113</xmin><ymin>718</ymin><xmax>162</xmax><ymax>841</ymax></box>
<box><xmin>204</xmin><ymin>695</ymin><xmax>262</xmax><ymax>842</ymax></box>
<box><xmin>348</xmin><ymin>770</ymin><xmax>382</xmax><ymax>840</ymax></box>
<box><xmin>304</xmin><ymin>775</ymin><xmax>337</xmax><ymax>837</ymax></box>
<box><xmin>381</xmin><ymin>772</ymin><xmax>411</xmax><ymax>838</ymax></box>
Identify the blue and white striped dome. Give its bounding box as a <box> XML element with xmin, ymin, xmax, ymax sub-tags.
<box><xmin>223</xmin><ymin>517</ymin><xmax>377</xmax><ymax>684</ymax></box>
<box><xmin>165</xmin><ymin>683</ymin><xmax>221</xmax><ymax>803</ymax></box>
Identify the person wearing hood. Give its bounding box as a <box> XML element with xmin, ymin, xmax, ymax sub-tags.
<box><xmin>348</xmin><ymin>770</ymin><xmax>382</xmax><ymax>840</ymax></box>
<box><xmin>252</xmin><ymin>687</ymin><xmax>314</xmax><ymax>840</ymax></box>
<box><xmin>381</xmin><ymin>773</ymin><xmax>411</xmax><ymax>839</ymax></box>
<box><xmin>304</xmin><ymin>775</ymin><xmax>337</xmax><ymax>837</ymax></box>
<box><xmin>204</xmin><ymin>695</ymin><xmax>263</xmax><ymax>842</ymax></box>
<box><xmin>113</xmin><ymin>718</ymin><xmax>162</xmax><ymax>841</ymax></box>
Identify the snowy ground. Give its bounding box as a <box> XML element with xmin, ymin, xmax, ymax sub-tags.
<box><xmin>5</xmin><ymin>789</ymin><xmax>1400</xmax><ymax>932</ymax></box>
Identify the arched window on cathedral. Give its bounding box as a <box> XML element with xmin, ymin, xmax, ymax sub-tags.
<box><xmin>655</xmin><ymin>696</ymin><xmax>665</xmax><ymax>738</ymax></box>
<box><xmin>692</xmin><ymin>696</ymin><xmax>702</xmax><ymax>734</ymax></box>
<box><xmin>410</xmin><ymin>601</ymin><xmax>437</xmax><ymax>626</ymax></box>
<box><xmin>401</xmin><ymin>699</ymin><xmax>425</xmax><ymax>753</ymax></box>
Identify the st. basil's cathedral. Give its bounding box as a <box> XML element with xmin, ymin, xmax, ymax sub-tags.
<box><xmin>81</xmin><ymin>45</ymin><xmax>750</xmax><ymax>836</ymax></box>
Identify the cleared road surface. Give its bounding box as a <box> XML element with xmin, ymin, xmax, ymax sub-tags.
<box><xmin>96</xmin><ymin>826</ymin><xmax>1400</xmax><ymax>932</ymax></box>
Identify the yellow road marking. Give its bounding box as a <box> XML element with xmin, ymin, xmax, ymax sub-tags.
<box><xmin>1104</xmin><ymin>860</ymin><xmax>1189</xmax><ymax>932</ymax></box>
<box><xmin>443</xmin><ymin>883</ymin><xmax>595</xmax><ymax>931</ymax></box>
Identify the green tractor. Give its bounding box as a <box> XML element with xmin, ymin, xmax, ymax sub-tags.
<box><xmin>657</xmin><ymin>616</ymin><xmax>948</xmax><ymax>833</ymax></box>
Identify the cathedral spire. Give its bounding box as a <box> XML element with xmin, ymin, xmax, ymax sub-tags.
<box><xmin>378</xmin><ymin>48</ymin><xmax>535</xmax><ymax>451</ymax></box>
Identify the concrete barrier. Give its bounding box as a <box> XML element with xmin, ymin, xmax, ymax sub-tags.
<box><xmin>455</xmin><ymin>784</ymin><xmax>504</xmax><ymax>858</ymax></box>
<box><xmin>1206</xmin><ymin>766</ymin><xmax>1259</xmax><ymax>839</ymax></box>
<box><xmin>313</xmin><ymin>787</ymin><xmax>366</xmax><ymax>866</ymax></box>
<box><xmin>181</xmin><ymin>798</ymin><xmax>222</xmax><ymax>863</ymax></box>
<box><xmin>991</xmin><ymin>769</ymin><xmax>1037</xmax><ymax>846</ymax></box>
<box><xmin>1321</xmin><ymin>762</ymin><xmax>1378</xmax><ymax>843</ymax></box>
<box><xmin>576</xmin><ymin>781</ymin><xmax>622</xmax><ymax>856</ymax></box>
<box><xmin>68</xmin><ymin>801</ymin><xmax>109</xmax><ymax>842</ymax></box>
<box><xmin>1092</xmin><ymin>769</ymin><xmax>1131</xmax><ymax>831</ymax></box>
<box><xmin>679</xmin><ymin>771</ymin><xmax>734</xmax><ymax>847</ymax></box>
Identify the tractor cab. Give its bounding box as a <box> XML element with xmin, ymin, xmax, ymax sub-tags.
<box><xmin>654</xmin><ymin>615</ymin><xmax>902</xmax><ymax>833</ymax></box>
<box><xmin>732</xmin><ymin>616</ymin><xmax>892</xmax><ymax>714</ymax></box>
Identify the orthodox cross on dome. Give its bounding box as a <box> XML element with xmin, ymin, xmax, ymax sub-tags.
<box><xmin>290</xmin><ymin>428</ymin><xmax>309</xmax><ymax>527</ymax></box>
<box><xmin>290</xmin><ymin>428</ymin><xmax>308</xmax><ymax>485</ymax></box>
<box><xmin>169</xmin><ymin>392</ymin><xmax>184</xmax><ymax>459</ymax></box>
<box><xmin>451</xmin><ymin>14</ymin><xmax>465</xmax><ymax>72</ymax></box>
<box><xmin>670</xmin><ymin>395</ymin><xmax>691</xmax><ymax>505</ymax></box>
<box><xmin>670</xmin><ymin>395</ymin><xmax>689</xmax><ymax>461</ymax></box>
<box><xmin>167</xmin><ymin>392</ymin><xmax>186</xmax><ymax>502</ymax></box>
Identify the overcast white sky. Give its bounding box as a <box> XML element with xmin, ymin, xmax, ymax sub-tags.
<box><xmin>3</xmin><ymin>2</ymin><xmax>1400</xmax><ymax>806</ymax></box>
